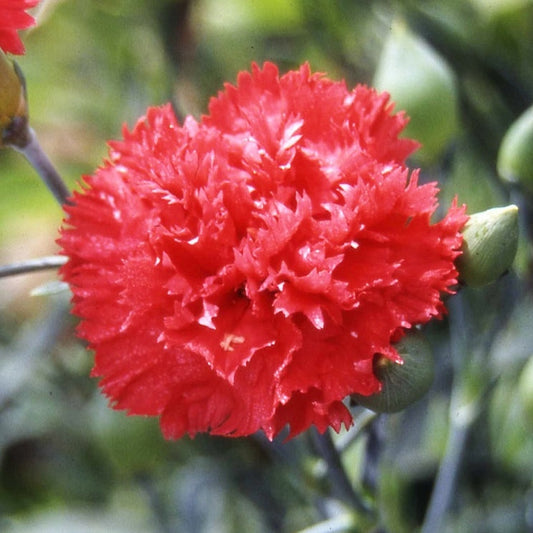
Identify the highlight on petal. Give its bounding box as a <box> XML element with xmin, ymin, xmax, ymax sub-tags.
<box><xmin>59</xmin><ymin>63</ymin><xmax>467</xmax><ymax>441</ymax></box>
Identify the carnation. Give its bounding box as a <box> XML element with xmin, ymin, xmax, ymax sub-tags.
<box><xmin>59</xmin><ymin>62</ymin><xmax>467</xmax><ymax>440</ymax></box>
<box><xmin>0</xmin><ymin>0</ymin><xmax>39</xmax><ymax>55</ymax></box>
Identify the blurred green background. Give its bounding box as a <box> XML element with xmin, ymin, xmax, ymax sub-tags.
<box><xmin>1</xmin><ymin>0</ymin><xmax>533</xmax><ymax>532</ymax></box>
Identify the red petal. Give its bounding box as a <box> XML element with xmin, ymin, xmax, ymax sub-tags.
<box><xmin>59</xmin><ymin>65</ymin><xmax>467</xmax><ymax>441</ymax></box>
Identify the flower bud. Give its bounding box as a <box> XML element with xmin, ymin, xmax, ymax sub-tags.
<box><xmin>497</xmin><ymin>104</ymin><xmax>533</xmax><ymax>194</ymax></box>
<box><xmin>457</xmin><ymin>205</ymin><xmax>518</xmax><ymax>287</ymax></box>
<box><xmin>351</xmin><ymin>332</ymin><xmax>434</xmax><ymax>413</ymax></box>
<box><xmin>373</xmin><ymin>21</ymin><xmax>458</xmax><ymax>164</ymax></box>
<box><xmin>0</xmin><ymin>50</ymin><xmax>29</xmax><ymax>148</ymax></box>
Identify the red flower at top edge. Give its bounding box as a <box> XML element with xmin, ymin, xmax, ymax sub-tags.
<box><xmin>59</xmin><ymin>63</ymin><xmax>467</xmax><ymax>440</ymax></box>
<box><xmin>0</xmin><ymin>0</ymin><xmax>39</xmax><ymax>55</ymax></box>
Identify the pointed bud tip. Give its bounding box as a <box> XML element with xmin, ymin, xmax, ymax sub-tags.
<box><xmin>458</xmin><ymin>205</ymin><xmax>519</xmax><ymax>287</ymax></box>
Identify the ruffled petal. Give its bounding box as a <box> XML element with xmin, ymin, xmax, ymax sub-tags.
<box><xmin>59</xmin><ymin>64</ymin><xmax>467</xmax><ymax>441</ymax></box>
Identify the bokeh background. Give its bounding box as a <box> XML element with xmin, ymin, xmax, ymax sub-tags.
<box><xmin>1</xmin><ymin>1</ymin><xmax>533</xmax><ymax>532</ymax></box>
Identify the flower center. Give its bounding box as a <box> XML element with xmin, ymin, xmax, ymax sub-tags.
<box><xmin>220</xmin><ymin>333</ymin><xmax>246</xmax><ymax>352</ymax></box>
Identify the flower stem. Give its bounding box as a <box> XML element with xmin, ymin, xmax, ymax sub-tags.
<box><xmin>311</xmin><ymin>428</ymin><xmax>372</xmax><ymax>515</ymax></box>
<box><xmin>135</xmin><ymin>473</ymin><xmax>174</xmax><ymax>533</ymax></box>
<box><xmin>336</xmin><ymin>409</ymin><xmax>378</xmax><ymax>453</ymax></box>
<box><xmin>12</xmin><ymin>127</ymin><xmax>72</xmax><ymax>207</ymax></box>
<box><xmin>420</xmin><ymin>292</ymin><xmax>472</xmax><ymax>533</ymax></box>
<box><xmin>0</xmin><ymin>255</ymin><xmax>67</xmax><ymax>278</ymax></box>
<box><xmin>419</xmin><ymin>416</ymin><xmax>469</xmax><ymax>533</ymax></box>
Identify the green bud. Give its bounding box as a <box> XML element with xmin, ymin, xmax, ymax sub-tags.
<box><xmin>0</xmin><ymin>50</ymin><xmax>29</xmax><ymax>148</ymax></box>
<box><xmin>497</xmin><ymin>104</ymin><xmax>533</xmax><ymax>193</ymax></box>
<box><xmin>457</xmin><ymin>205</ymin><xmax>519</xmax><ymax>287</ymax></box>
<box><xmin>373</xmin><ymin>21</ymin><xmax>458</xmax><ymax>164</ymax></box>
<box><xmin>351</xmin><ymin>332</ymin><xmax>434</xmax><ymax>413</ymax></box>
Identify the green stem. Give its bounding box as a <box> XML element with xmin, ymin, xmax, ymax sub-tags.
<box><xmin>419</xmin><ymin>416</ymin><xmax>469</xmax><ymax>533</ymax></box>
<box><xmin>420</xmin><ymin>293</ymin><xmax>473</xmax><ymax>533</ymax></box>
<box><xmin>12</xmin><ymin>127</ymin><xmax>72</xmax><ymax>207</ymax></box>
<box><xmin>336</xmin><ymin>409</ymin><xmax>378</xmax><ymax>453</ymax></box>
<box><xmin>135</xmin><ymin>473</ymin><xmax>174</xmax><ymax>533</ymax></box>
<box><xmin>311</xmin><ymin>428</ymin><xmax>372</xmax><ymax>515</ymax></box>
<box><xmin>0</xmin><ymin>255</ymin><xmax>67</xmax><ymax>278</ymax></box>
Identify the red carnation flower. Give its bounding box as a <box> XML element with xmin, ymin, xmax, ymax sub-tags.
<box><xmin>59</xmin><ymin>63</ymin><xmax>467</xmax><ymax>440</ymax></box>
<box><xmin>0</xmin><ymin>0</ymin><xmax>38</xmax><ymax>54</ymax></box>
